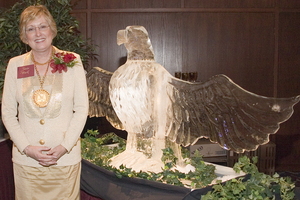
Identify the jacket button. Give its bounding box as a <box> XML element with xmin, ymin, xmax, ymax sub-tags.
<box><xmin>39</xmin><ymin>139</ymin><xmax>45</xmax><ymax>145</ymax></box>
<box><xmin>40</xmin><ymin>119</ymin><xmax>45</xmax><ymax>125</ymax></box>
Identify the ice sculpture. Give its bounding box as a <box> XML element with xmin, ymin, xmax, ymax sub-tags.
<box><xmin>87</xmin><ymin>25</ymin><xmax>300</xmax><ymax>173</ymax></box>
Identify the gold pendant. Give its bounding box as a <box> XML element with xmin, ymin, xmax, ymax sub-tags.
<box><xmin>33</xmin><ymin>89</ymin><xmax>50</xmax><ymax>108</ymax></box>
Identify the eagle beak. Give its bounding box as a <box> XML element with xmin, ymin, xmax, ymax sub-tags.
<box><xmin>117</xmin><ymin>30</ymin><xmax>126</xmax><ymax>45</ymax></box>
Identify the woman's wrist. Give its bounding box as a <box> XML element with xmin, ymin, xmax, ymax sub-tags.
<box><xmin>23</xmin><ymin>145</ymin><xmax>31</xmax><ymax>156</ymax></box>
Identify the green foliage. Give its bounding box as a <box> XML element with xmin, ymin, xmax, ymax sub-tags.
<box><xmin>82</xmin><ymin>132</ymin><xmax>296</xmax><ymax>199</ymax></box>
<box><xmin>81</xmin><ymin>130</ymin><xmax>126</xmax><ymax>167</ymax></box>
<box><xmin>81</xmin><ymin>130</ymin><xmax>217</xmax><ymax>188</ymax></box>
<box><xmin>186</xmin><ymin>150</ymin><xmax>217</xmax><ymax>188</ymax></box>
<box><xmin>161</xmin><ymin>147</ymin><xmax>178</xmax><ymax>169</ymax></box>
<box><xmin>201</xmin><ymin>156</ymin><xmax>296</xmax><ymax>200</ymax></box>
<box><xmin>0</xmin><ymin>0</ymin><xmax>97</xmax><ymax>97</ymax></box>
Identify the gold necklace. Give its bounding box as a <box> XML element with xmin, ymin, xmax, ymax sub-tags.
<box><xmin>31</xmin><ymin>46</ymin><xmax>54</xmax><ymax>65</ymax></box>
<box><xmin>32</xmin><ymin>62</ymin><xmax>50</xmax><ymax>107</ymax></box>
<box><xmin>32</xmin><ymin>48</ymin><xmax>54</xmax><ymax>108</ymax></box>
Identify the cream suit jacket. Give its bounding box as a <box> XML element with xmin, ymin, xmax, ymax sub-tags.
<box><xmin>1</xmin><ymin>47</ymin><xmax>89</xmax><ymax>167</ymax></box>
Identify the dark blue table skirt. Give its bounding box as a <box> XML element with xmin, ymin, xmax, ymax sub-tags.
<box><xmin>81</xmin><ymin>159</ymin><xmax>300</xmax><ymax>200</ymax></box>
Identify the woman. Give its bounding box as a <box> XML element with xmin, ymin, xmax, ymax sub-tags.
<box><xmin>1</xmin><ymin>5</ymin><xmax>88</xmax><ymax>200</ymax></box>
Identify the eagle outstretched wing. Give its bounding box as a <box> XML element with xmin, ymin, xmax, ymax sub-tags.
<box><xmin>86</xmin><ymin>67</ymin><xmax>124</xmax><ymax>130</ymax></box>
<box><xmin>166</xmin><ymin>74</ymin><xmax>300</xmax><ymax>153</ymax></box>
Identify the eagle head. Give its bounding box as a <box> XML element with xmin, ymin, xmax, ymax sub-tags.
<box><xmin>117</xmin><ymin>25</ymin><xmax>155</xmax><ymax>60</ymax></box>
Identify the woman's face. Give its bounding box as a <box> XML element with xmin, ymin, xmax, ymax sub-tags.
<box><xmin>25</xmin><ymin>15</ymin><xmax>53</xmax><ymax>53</ymax></box>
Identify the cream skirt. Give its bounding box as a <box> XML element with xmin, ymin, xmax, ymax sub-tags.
<box><xmin>13</xmin><ymin>162</ymin><xmax>81</xmax><ymax>200</ymax></box>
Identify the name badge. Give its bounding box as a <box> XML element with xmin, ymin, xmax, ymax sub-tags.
<box><xmin>17</xmin><ymin>64</ymin><xmax>34</xmax><ymax>79</ymax></box>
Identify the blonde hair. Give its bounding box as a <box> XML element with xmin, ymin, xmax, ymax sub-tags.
<box><xmin>19</xmin><ymin>5</ymin><xmax>57</xmax><ymax>43</ymax></box>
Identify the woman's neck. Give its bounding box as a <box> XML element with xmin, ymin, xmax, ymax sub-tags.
<box><xmin>31</xmin><ymin>46</ymin><xmax>53</xmax><ymax>65</ymax></box>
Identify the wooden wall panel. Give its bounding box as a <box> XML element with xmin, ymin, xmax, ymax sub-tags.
<box><xmin>71</xmin><ymin>0</ymin><xmax>87</xmax><ymax>9</ymax></box>
<box><xmin>279</xmin><ymin>0</ymin><xmax>300</xmax><ymax>9</ymax></box>
<box><xmin>182</xmin><ymin>13</ymin><xmax>275</xmax><ymax>95</ymax></box>
<box><xmin>91</xmin><ymin>0</ymin><xmax>181</xmax><ymax>9</ymax></box>
<box><xmin>278</xmin><ymin>13</ymin><xmax>300</xmax><ymax>98</ymax></box>
<box><xmin>72</xmin><ymin>12</ymin><xmax>87</xmax><ymax>38</ymax></box>
<box><xmin>276</xmin><ymin>12</ymin><xmax>300</xmax><ymax>171</ymax></box>
<box><xmin>158</xmin><ymin>14</ymin><xmax>183</xmax><ymax>75</ymax></box>
<box><xmin>184</xmin><ymin>0</ymin><xmax>275</xmax><ymax>8</ymax></box>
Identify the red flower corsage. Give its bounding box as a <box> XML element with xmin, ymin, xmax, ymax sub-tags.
<box><xmin>50</xmin><ymin>52</ymin><xmax>77</xmax><ymax>73</ymax></box>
